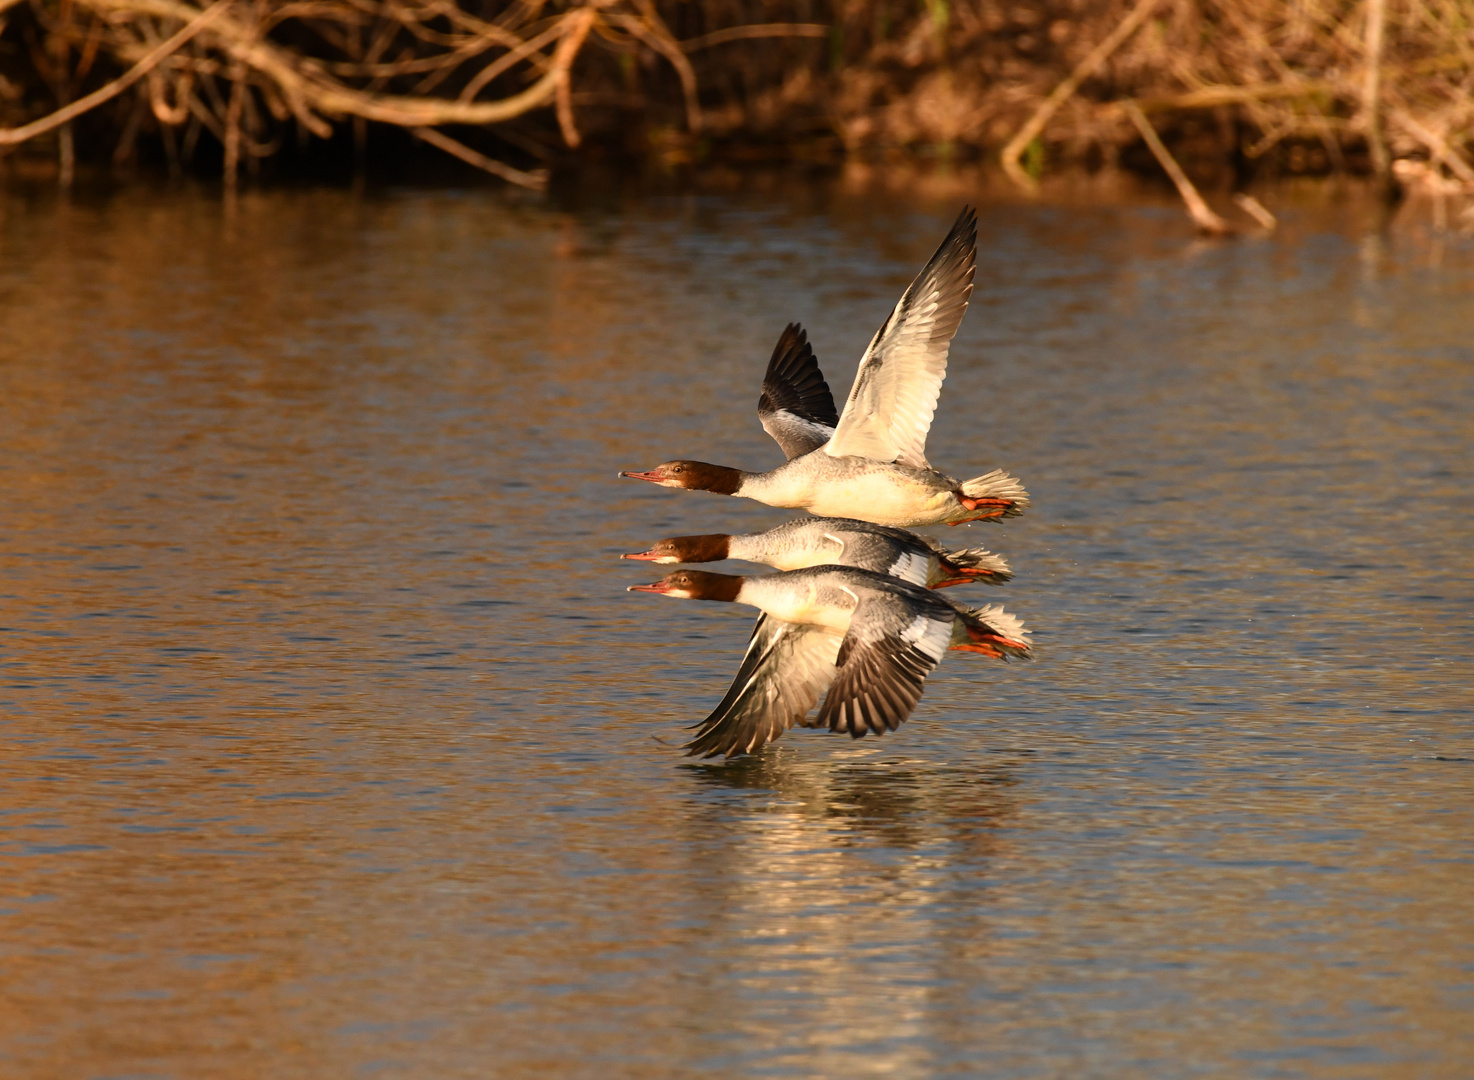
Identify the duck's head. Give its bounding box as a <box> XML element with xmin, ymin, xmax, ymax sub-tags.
<box><xmin>626</xmin><ymin>570</ymin><xmax>743</xmax><ymax>602</ymax></box>
<box><xmin>620</xmin><ymin>534</ymin><xmax>731</xmax><ymax>564</ymax></box>
<box><xmin>617</xmin><ymin>460</ymin><xmax>742</xmax><ymax>495</ymax></box>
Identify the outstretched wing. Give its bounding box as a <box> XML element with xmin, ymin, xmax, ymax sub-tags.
<box><xmin>758</xmin><ymin>323</ymin><xmax>839</xmax><ymax>460</ymax></box>
<box><xmin>824</xmin><ymin>208</ymin><xmax>977</xmax><ymax>470</ymax></box>
<box><xmin>815</xmin><ymin>597</ymin><xmax>952</xmax><ymax>737</ymax></box>
<box><xmin>685</xmin><ymin>614</ymin><xmax>842</xmax><ymax>758</ymax></box>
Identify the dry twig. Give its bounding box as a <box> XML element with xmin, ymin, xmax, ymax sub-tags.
<box><xmin>412</xmin><ymin>124</ymin><xmax>546</xmax><ymax>187</ymax></box>
<box><xmin>1001</xmin><ymin>0</ymin><xmax>1164</xmax><ymax>191</ymax></box>
<box><xmin>1122</xmin><ymin>99</ymin><xmax>1234</xmax><ymax>235</ymax></box>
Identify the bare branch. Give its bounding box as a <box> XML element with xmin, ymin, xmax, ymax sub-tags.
<box><xmin>0</xmin><ymin>0</ymin><xmax>229</xmax><ymax>145</ymax></box>
<box><xmin>1233</xmin><ymin>193</ymin><xmax>1278</xmax><ymax>230</ymax></box>
<box><xmin>81</xmin><ymin>0</ymin><xmax>590</xmax><ymax>128</ymax></box>
<box><xmin>457</xmin><ymin>20</ymin><xmax>562</xmax><ymax>103</ymax></box>
<box><xmin>411</xmin><ymin>124</ymin><xmax>547</xmax><ymax>188</ymax></box>
<box><xmin>1002</xmin><ymin>0</ymin><xmax>1164</xmax><ymax>192</ymax></box>
<box><xmin>610</xmin><ymin>6</ymin><xmax>700</xmax><ymax>132</ymax></box>
<box><xmin>679</xmin><ymin>23</ymin><xmax>828</xmax><ymax>53</ymax></box>
<box><xmin>1122</xmin><ymin>99</ymin><xmax>1234</xmax><ymax>236</ymax></box>
<box><xmin>1362</xmin><ymin>0</ymin><xmax>1393</xmax><ymax>196</ymax></box>
<box><xmin>1390</xmin><ymin>106</ymin><xmax>1474</xmax><ymax>183</ymax></box>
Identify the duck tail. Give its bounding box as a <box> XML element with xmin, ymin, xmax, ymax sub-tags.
<box><xmin>951</xmin><ymin>604</ymin><xmax>1032</xmax><ymax>660</ymax></box>
<box><xmin>932</xmin><ymin>546</ymin><xmax>1012</xmax><ymax>588</ymax></box>
<box><xmin>951</xmin><ymin>469</ymin><xmax>1029</xmax><ymax>525</ymax></box>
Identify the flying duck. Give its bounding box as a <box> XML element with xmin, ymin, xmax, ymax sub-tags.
<box><xmin>621</xmin><ymin>516</ymin><xmax>1011</xmax><ymax>588</ymax></box>
<box><xmin>628</xmin><ymin>565</ymin><xmax>1031</xmax><ymax>758</ymax></box>
<box><xmin>619</xmin><ymin>208</ymin><xmax>1028</xmax><ymax>528</ymax></box>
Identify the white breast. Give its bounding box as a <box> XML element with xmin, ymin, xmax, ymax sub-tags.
<box><xmin>739</xmin><ymin>577</ymin><xmax>854</xmax><ymax>633</ymax></box>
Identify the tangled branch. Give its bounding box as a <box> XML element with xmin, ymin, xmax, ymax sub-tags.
<box><xmin>2</xmin><ymin>0</ymin><xmax>1470</xmax><ymax>222</ymax></box>
<box><xmin>0</xmin><ymin>0</ymin><xmax>829</xmax><ymax>188</ymax></box>
<box><xmin>993</xmin><ymin>0</ymin><xmax>1474</xmax><ymax>228</ymax></box>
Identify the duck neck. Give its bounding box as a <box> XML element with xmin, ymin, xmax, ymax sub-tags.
<box><xmin>666</xmin><ymin>534</ymin><xmax>731</xmax><ymax>563</ymax></box>
<box><xmin>730</xmin><ymin>460</ymin><xmax>809</xmax><ymax>508</ymax></box>
<box><xmin>724</xmin><ymin>530</ymin><xmax>771</xmax><ymax>565</ymax></box>
<box><xmin>733</xmin><ymin>576</ymin><xmax>772</xmax><ymax>612</ymax></box>
<box><xmin>690</xmin><ymin>572</ymin><xmax>745</xmax><ymax>603</ymax></box>
<box><xmin>684</xmin><ymin>463</ymin><xmax>747</xmax><ymax>497</ymax></box>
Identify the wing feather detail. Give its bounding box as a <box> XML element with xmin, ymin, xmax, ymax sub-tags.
<box><xmin>814</xmin><ymin>598</ymin><xmax>950</xmax><ymax>737</ymax></box>
<box><xmin>684</xmin><ymin>614</ymin><xmax>843</xmax><ymax>758</ymax></box>
<box><xmin>825</xmin><ymin>208</ymin><xmax>978</xmax><ymax>469</ymax></box>
<box><xmin>758</xmin><ymin>323</ymin><xmax>839</xmax><ymax>460</ymax></box>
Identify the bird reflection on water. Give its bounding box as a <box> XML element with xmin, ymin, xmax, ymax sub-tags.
<box><xmin>682</xmin><ymin>750</ymin><xmax>1022</xmax><ymax>855</ymax></box>
<box><xmin>669</xmin><ymin>752</ymin><xmax>1026</xmax><ymax>1072</ymax></box>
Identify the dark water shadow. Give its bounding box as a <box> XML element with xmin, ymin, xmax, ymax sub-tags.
<box><xmin>678</xmin><ymin>747</ymin><xmax>1024</xmax><ymax>856</ymax></box>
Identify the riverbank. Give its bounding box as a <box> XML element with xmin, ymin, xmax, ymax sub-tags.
<box><xmin>2</xmin><ymin>0</ymin><xmax>1471</xmax><ymax>215</ymax></box>
<box><xmin>4</xmin><ymin>149</ymin><xmax>1469</xmax><ymax>245</ymax></box>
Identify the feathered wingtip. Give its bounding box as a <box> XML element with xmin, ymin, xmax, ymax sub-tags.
<box><xmin>950</xmin><ymin>469</ymin><xmax>1030</xmax><ymax>525</ymax></box>
<box><xmin>682</xmin><ymin>724</ymin><xmax>778</xmax><ymax>760</ymax></box>
<box><xmin>681</xmin><ymin>684</ymin><xmax>777</xmax><ymax>759</ymax></box>
<box><xmin>934</xmin><ymin>546</ymin><xmax>1012</xmax><ymax>587</ymax></box>
<box><xmin>954</xmin><ymin>603</ymin><xmax>1032</xmax><ymax>660</ymax></box>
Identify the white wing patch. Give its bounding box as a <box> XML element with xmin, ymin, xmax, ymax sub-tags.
<box><xmin>898</xmin><ymin>613</ymin><xmax>953</xmax><ymax>662</ymax></box>
<box><xmin>886</xmin><ymin>550</ymin><xmax>932</xmax><ymax>587</ymax></box>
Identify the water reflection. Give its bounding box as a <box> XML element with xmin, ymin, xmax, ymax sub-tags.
<box><xmin>675</xmin><ymin>753</ymin><xmax>1022</xmax><ymax>1075</ymax></box>
<box><xmin>0</xmin><ymin>182</ymin><xmax>1470</xmax><ymax>1078</ymax></box>
<box><xmin>686</xmin><ymin>751</ymin><xmax>1019</xmax><ymax>849</ymax></box>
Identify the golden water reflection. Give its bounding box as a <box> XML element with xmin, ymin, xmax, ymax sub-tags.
<box><xmin>0</xmin><ymin>184</ymin><xmax>1470</xmax><ymax>1078</ymax></box>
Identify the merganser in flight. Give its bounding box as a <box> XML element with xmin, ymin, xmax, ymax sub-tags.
<box><xmin>628</xmin><ymin>565</ymin><xmax>1031</xmax><ymax>758</ymax></box>
<box><xmin>621</xmin><ymin>517</ymin><xmax>1011</xmax><ymax>589</ymax></box>
<box><xmin>619</xmin><ymin>208</ymin><xmax>1028</xmax><ymax>527</ymax></box>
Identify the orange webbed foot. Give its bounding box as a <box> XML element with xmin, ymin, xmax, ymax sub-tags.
<box><xmin>950</xmin><ymin>641</ymin><xmax>1005</xmax><ymax>659</ymax></box>
<box><xmin>946</xmin><ymin>508</ymin><xmax>1008</xmax><ymax>526</ymax></box>
<box><xmin>958</xmin><ymin>494</ymin><xmax>1013</xmax><ymax>511</ymax></box>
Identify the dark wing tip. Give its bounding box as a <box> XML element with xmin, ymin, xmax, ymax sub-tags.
<box><xmin>681</xmin><ymin>614</ymin><xmax>797</xmax><ymax>759</ymax></box>
<box><xmin>953</xmin><ymin>205</ymin><xmax>978</xmax><ymax>240</ymax></box>
<box><xmin>759</xmin><ymin>322</ymin><xmax>838</xmax><ymax>429</ymax></box>
<box><xmin>763</xmin><ymin>323</ymin><xmax>809</xmax><ymax>387</ymax></box>
<box><xmin>946</xmin><ymin>205</ymin><xmax>978</xmax><ymax>270</ymax></box>
<box><xmin>908</xmin><ymin>207</ymin><xmax>977</xmax><ymax>321</ymax></box>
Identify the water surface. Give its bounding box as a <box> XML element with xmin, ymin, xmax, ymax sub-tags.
<box><xmin>0</xmin><ymin>184</ymin><xmax>1471</xmax><ymax>1078</ymax></box>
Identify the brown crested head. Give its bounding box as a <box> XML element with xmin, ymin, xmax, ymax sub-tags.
<box><xmin>621</xmin><ymin>534</ymin><xmax>731</xmax><ymax>564</ymax></box>
<box><xmin>626</xmin><ymin>569</ymin><xmax>744</xmax><ymax>602</ymax></box>
<box><xmin>617</xmin><ymin>460</ymin><xmax>743</xmax><ymax>496</ymax></box>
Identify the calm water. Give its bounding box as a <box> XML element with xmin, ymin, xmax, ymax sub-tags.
<box><xmin>0</xmin><ymin>182</ymin><xmax>1471</xmax><ymax>1078</ymax></box>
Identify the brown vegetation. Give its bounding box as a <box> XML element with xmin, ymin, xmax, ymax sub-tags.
<box><xmin>0</xmin><ymin>0</ymin><xmax>1470</xmax><ymax>219</ymax></box>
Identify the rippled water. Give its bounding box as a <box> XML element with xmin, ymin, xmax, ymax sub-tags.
<box><xmin>1</xmin><ymin>182</ymin><xmax>1470</xmax><ymax>1078</ymax></box>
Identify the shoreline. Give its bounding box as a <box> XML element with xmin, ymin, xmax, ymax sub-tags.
<box><xmin>3</xmin><ymin>159</ymin><xmax>1470</xmax><ymax>247</ymax></box>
